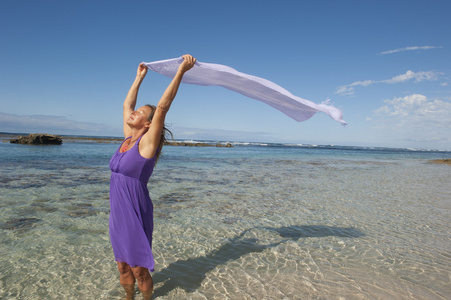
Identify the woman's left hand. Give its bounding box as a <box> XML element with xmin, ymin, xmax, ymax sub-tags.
<box><xmin>137</xmin><ymin>63</ymin><xmax>148</xmax><ymax>78</ymax></box>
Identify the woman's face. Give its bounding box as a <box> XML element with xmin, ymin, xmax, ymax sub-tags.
<box><xmin>126</xmin><ymin>106</ymin><xmax>152</xmax><ymax>128</ymax></box>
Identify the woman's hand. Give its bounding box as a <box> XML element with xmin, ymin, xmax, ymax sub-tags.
<box><xmin>137</xmin><ymin>63</ymin><xmax>148</xmax><ymax>79</ymax></box>
<box><xmin>178</xmin><ymin>54</ymin><xmax>196</xmax><ymax>74</ymax></box>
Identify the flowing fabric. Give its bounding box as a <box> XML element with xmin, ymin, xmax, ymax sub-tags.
<box><xmin>143</xmin><ymin>57</ymin><xmax>347</xmax><ymax>125</ymax></box>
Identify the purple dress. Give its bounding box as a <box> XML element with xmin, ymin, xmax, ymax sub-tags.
<box><xmin>109</xmin><ymin>136</ymin><xmax>157</xmax><ymax>271</ymax></box>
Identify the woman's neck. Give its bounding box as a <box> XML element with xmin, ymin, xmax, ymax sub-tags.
<box><xmin>128</xmin><ymin>127</ymin><xmax>147</xmax><ymax>140</ymax></box>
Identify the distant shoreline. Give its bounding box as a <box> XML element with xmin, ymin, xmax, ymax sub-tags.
<box><xmin>62</xmin><ymin>136</ymin><xmax>233</xmax><ymax>147</ymax></box>
<box><xmin>63</xmin><ymin>136</ymin><xmax>123</xmax><ymax>143</ymax></box>
<box><xmin>0</xmin><ymin>133</ymin><xmax>233</xmax><ymax>147</ymax></box>
<box><xmin>2</xmin><ymin>132</ymin><xmax>451</xmax><ymax>153</ymax></box>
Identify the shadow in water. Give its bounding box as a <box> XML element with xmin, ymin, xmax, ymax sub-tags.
<box><xmin>152</xmin><ymin>225</ymin><xmax>364</xmax><ymax>298</ymax></box>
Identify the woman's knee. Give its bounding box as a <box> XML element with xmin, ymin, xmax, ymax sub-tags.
<box><xmin>117</xmin><ymin>262</ymin><xmax>132</xmax><ymax>275</ymax></box>
<box><xmin>131</xmin><ymin>267</ymin><xmax>151</xmax><ymax>282</ymax></box>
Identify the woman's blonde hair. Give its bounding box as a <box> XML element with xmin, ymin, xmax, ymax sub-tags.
<box><xmin>145</xmin><ymin>104</ymin><xmax>173</xmax><ymax>163</ymax></box>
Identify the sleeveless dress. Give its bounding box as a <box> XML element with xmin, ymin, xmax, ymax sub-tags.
<box><xmin>109</xmin><ymin>136</ymin><xmax>157</xmax><ymax>271</ymax></box>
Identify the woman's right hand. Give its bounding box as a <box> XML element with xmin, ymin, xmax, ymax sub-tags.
<box><xmin>178</xmin><ymin>54</ymin><xmax>196</xmax><ymax>74</ymax></box>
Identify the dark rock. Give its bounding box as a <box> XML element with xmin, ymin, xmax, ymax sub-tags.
<box><xmin>216</xmin><ymin>142</ymin><xmax>233</xmax><ymax>147</ymax></box>
<box><xmin>429</xmin><ymin>159</ymin><xmax>451</xmax><ymax>165</ymax></box>
<box><xmin>165</xmin><ymin>141</ymin><xmax>210</xmax><ymax>147</ymax></box>
<box><xmin>10</xmin><ymin>133</ymin><xmax>62</xmax><ymax>145</ymax></box>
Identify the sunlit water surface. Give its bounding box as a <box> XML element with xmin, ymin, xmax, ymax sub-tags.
<box><xmin>0</xmin><ymin>138</ymin><xmax>450</xmax><ymax>299</ymax></box>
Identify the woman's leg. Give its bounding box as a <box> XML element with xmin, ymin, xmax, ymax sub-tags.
<box><xmin>131</xmin><ymin>266</ymin><xmax>153</xmax><ymax>300</ymax></box>
<box><xmin>117</xmin><ymin>262</ymin><xmax>136</xmax><ymax>300</ymax></box>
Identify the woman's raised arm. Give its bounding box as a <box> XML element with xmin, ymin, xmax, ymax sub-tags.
<box><xmin>123</xmin><ymin>64</ymin><xmax>148</xmax><ymax>137</ymax></box>
<box><xmin>140</xmin><ymin>55</ymin><xmax>196</xmax><ymax>158</ymax></box>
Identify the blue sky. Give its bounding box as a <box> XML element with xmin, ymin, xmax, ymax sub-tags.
<box><xmin>1</xmin><ymin>0</ymin><xmax>450</xmax><ymax>150</ymax></box>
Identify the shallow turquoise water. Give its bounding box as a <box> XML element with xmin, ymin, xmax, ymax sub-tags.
<box><xmin>0</xmin><ymin>139</ymin><xmax>450</xmax><ymax>299</ymax></box>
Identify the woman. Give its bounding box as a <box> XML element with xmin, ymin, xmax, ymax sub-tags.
<box><xmin>109</xmin><ymin>54</ymin><xmax>196</xmax><ymax>299</ymax></box>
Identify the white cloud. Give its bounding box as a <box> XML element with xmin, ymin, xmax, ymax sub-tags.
<box><xmin>375</xmin><ymin>94</ymin><xmax>427</xmax><ymax>117</ymax></box>
<box><xmin>335</xmin><ymin>80</ymin><xmax>375</xmax><ymax>96</ymax></box>
<box><xmin>335</xmin><ymin>70</ymin><xmax>443</xmax><ymax>95</ymax></box>
<box><xmin>0</xmin><ymin>112</ymin><xmax>121</xmax><ymax>136</ymax></box>
<box><xmin>383</xmin><ymin>70</ymin><xmax>441</xmax><ymax>84</ymax></box>
<box><xmin>374</xmin><ymin>94</ymin><xmax>451</xmax><ymax>122</ymax></box>
<box><xmin>379</xmin><ymin>46</ymin><xmax>442</xmax><ymax>55</ymax></box>
<box><xmin>372</xmin><ymin>94</ymin><xmax>451</xmax><ymax>148</ymax></box>
<box><xmin>0</xmin><ymin>112</ymin><xmax>279</xmax><ymax>143</ymax></box>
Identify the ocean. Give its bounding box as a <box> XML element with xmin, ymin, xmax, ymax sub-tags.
<box><xmin>0</xmin><ymin>134</ymin><xmax>450</xmax><ymax>299</ymax></box>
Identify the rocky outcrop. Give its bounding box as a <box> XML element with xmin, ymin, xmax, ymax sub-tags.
<box><xmin>216</xmin><ymin>142</ymin><xmax>233</xmax><ymax>148</ymax></box>
<box><xmin>429</xmin><ymin>159</ymin><xmax>451</xmax><ymax>165</ymax></box>
<box><xmin>10</xmin><ymin>133</ymin><xmax>63</xmax><ymax>145</ymax></box>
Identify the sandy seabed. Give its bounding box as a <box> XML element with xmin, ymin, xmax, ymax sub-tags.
<box><xmin>0</xmin><ymin>139</ymin><xmax>450</xmax><ymax>299</ymax></box>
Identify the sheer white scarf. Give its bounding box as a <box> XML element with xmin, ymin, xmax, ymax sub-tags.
<box><xmin>143</xmin><ymin>57</ymin><xmax>347</xmax><ymax>125</ymax></box>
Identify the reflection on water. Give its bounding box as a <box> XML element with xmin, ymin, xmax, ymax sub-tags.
<box><xmin>153</xmin><ymin>225</ymin><xmax>364</xmax><ymax>298</ymax></box>
<box><xmin>0</xmin><ymin>141</ymin><xmax>450</xmax><ymax>299</ymax></box>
